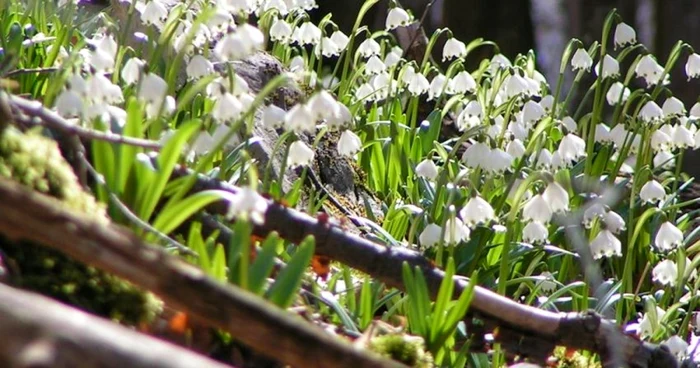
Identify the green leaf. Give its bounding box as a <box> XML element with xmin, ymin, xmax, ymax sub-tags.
<box><xmin>211</xmin><ymin>244</ymin><xmax>227</xmax><ymax>282</ymax></box>
<box><xmin>115</xmin><ymin>97</ymin><xmax>144</xmax><ymax>194</ymax></box>
<box><xmin>249</xmin><ymin>232</ymin><xmax>280</xmax><ymax>295</ymax></box>
<box><xmin>267</xmin><ymin>236</ymin><xmax>315</xmax><ymax>309</ymax></box>
<box><xmin>188</xmin><ymin>222</ymin><xmax>210</xmax><ymax>271</ymax></box>
<box><xmin>359</xmin><ymin>280</ymin><xmax>373</xmax><ymax>330</ymax></box>
<box><xmin>431</xmin><ymin>257</ymin><xmax>456</xmax><ymax>343</ymax></box>
<box><xmin>150</xmin><ymin>190</ymin><xmax>231</xmax><ymax>239</ymax></box>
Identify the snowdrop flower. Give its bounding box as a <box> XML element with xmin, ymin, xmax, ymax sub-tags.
<box><xmin>609</xmin><ymin>124</ymin><xmax>629</xmax><ymax>148</ymax></box>
<box><xmin>416</xmin><ymin>159</ymin><xmax>438</xmax><ymax>180</ymax></box>
<box><xmin>639</xmin><ymin>306</ymin><xmax>666</xmax><ymax>338</ymax></box>
<box><xmin>639</xmin><ymin>101</ymin><xmax>663</xmax><ymax>123</ymax></box>
<box><xmin>583</xmin><ymin>204</ymin><xmax>606</xmax><ymax>228</ymax></box>
<box><xmin>270</xmin><ymin>18</ymin><xmax>293</xmax><ymax>43</ymax></box>
<box><xmin>595</xmin><ymin>123</ymin><xmax>612</xmax><ymax>143</ymax></box>
<box><xmin>523</xmin><ymin>221</ymin><xmax>549</xmax><ymax>244</ymax></box>
<box><xmin>558</xmin><ymin>133</ymin><xmax>586</xmax><ymax>165</ymax></box>
<box><xmin>141</xmin><ymin>0</ymin><xmax>168</xmax><ymax>29</ymax></box>
<box><xmin>523</xmin><ymin>194</ymin><xmax>553</xmax><ymax>224</ymax></box>
<box><xmin>543</xmin><ymin>181</ymin><xmax>569</xmax><ymax>213</ymax></box>
<box><xmin>536</xmin><ymin>271</ymin><xmax>557</xmax><ymax>293</ymax></box>
<box><xmin>654</xmin><ymin>221</ymin><xmax>684</xmax><ymax>251</ymax></box>
<box><xmin>506</xmin><ymin>139</ymin><xmax>526</xmax><ymax>159</ymax></box>
<box><xmin>672</xmin><ymin>124</ymin><xmax>695</xmax><ymax>149</ymax></box>
<box><xmin>650</xmin><ymin>130</ymin><xmax>671</xmax><ymax>152</ymax></box>
<box><xmin>145</xmin><ymin>95</ymin><xmax>175</xmax><ymax>119</ymax></box>
<box><xmin>212</xmin><ymin>93</ymin><xmax>243</xmax><ymax>123</ymax></box>
<box><xmin>540</xmin><ymin>95</ymin><xmax>554</xmax><ymax>112</ymax></box>
<box><xmin>484</xmin><ymin>148</ymin><xmax>513</xmax><ymax>174</ymax></box>
<box><xmin>443</xmin><ymin>217</ymin><xmax>470</xmax><ymax>244</ymax></box>
<box><xmin>284</xmin><ymin>104</ymin><xmax>316</xmax><ymax>133</ymax></box>
<box><xmin>308</xmin><ymin>90</ymin><xmax>339</xmax><ymax>121</ymax></box>
<box><xmin>428</xmin><ymin>74</ymin><xmax>447</xmax><ymax>101</ymax></box>
<box><xmin>604</xmin><ymin>211</ymin><xmax>626</xmax><ymax>234</ymax></box>
<box><xmin>653</xmin><ymin>150</ymin><xmax>674</xmax><ymax>170</ymax></box>
<box><xmin>225</xmin><ymin>187</ymin><xmax>269</xmax><ymax>224</ymax></box>
<box><xmin>522</xmin><ymin>100</ymin><xmax>545</xmax><ymax>125</ymax></box>
<box><xmin>215</xmin><ymin>32</ymin><xmax>252</xmax><ymax>61</ymax></box>
<box><xmin>662</xmin><ymin>336</ymin><xmax>689</xmax><ymax>360</ymax></box>
<box><xmin>571</xmin><ymin>48</ymin><xmax>593</xmax><ymax>72</ymax></box>
<box><xmin>534</xmin><ymin>148</ymin><xmax>553</xmax><ymax>170</ymax></box>
<box><xmin>488</xmin><ymin>53</ymin><xmax>512</xmax><ymax>74</ymax></box>
<box><xmin>330</xmin><ymin>30</ymin><xmax>349</xmax><ymax>50</ymax></box>
<box><xmin>595</xmin><ymin>54</ymin><xmax>620</xmax><ymax>79</ymax></box>
<box><xmin>364</xmin><ymin>55</ymin><xmax>386</xmax><ymax>75</ymax></box>
<box><xmin>590</xmin><ymin>229</ymin><xmax>622</xmax><ymax>259</ymax></box>
<box><xmin>262</xmin><ymin>104</ymin><xmax>286</xmax><ymax>129</ymax></box>
<box><xmin>652</xmin><ymin>259</ymin><xmax>678</xmax><ymax>286</ymax></box>
<box><xmin>287</xmin><ymin>140</ymin><xmax>315</xmax><ymax>167</ymax></box>
<box><xmin>191</xmin><ymin>131</ymin><xmax>215</xmax><ymax>156</ymax></box>
<box><xmin>419</xmin><ymin>223</ymin><xmax>442</xmax><ymax>247</ymax></box>
<box><xmin>661</xmin><ymin>97</ymin><xmax>685</xmax><ymax>118</ymax></box>
<box><xmin>326</xmin><ymin>102</ymin><xmax>353</xmax><ymax>129</ymax></box>
<box><xmin>186</xmin><ymin>55</ymin><xmax>214</xmax><ymax>80</ymax></box>
<box><xmin>635</xmin><ymin>55</ymin><xmax>664</xmax><ymax>87</ymax></box>
<box><xmin>86</xmin><ymin>74</ymin><xmax>123</xmax><ymax>104</ymax></box>
<box><xmin>354</xmin><ymin>83</ymin><xmax>375</xmax><ymax>102</ymax></box>
<box><xmin>503</xmin><ymin>73</ymin><xmax>530</xmax><ymax>99</ymax></box>
<box><xmin>606</xmin><ymin>82</ymin><xmax>630</xmax><ymax>105</ymax></box>
<box><xmin>385</xmin><ymin>7</ymin><xmax>411</xmax><ymax>30</ymax></box>
<box><xmin>508</xmin><ymin>120</ymin><xmax>529</xmax><ymax>141</ymax></box>
<box><xmin>337</xmin><ymin>130</ymin><xmax>362</xmax><ymax>157</ymax></box>
<box><xmin>384</xmin><ymin>48</ymin><xmax>403</xmax><ymax>68</ymax></box>
<box><xmin>456</xmin><ymin>100</ymin><xmax>482</xmax><ymax>131</ymax></box>
<box><xmin>212</xmin><ymin>124</ymin><xmax>241</xmax><ymax>148</ymax></box>
<box><xmin>356</xmin><ymin>38</ymin><xmax>381</xmax><ymax>58</ymax></box>
<box><xmin>614</xmin><ymin>22</ymin><xmax>636</xmax><ymax>48</ymax></box>
<box><xmin>315</xmin><ymin>37</ymin><xmax>341</xmax><ymax>58</ymax></box>
<box><xmin>447</xmin><ymin>71</ymin><xmax>477</xmax><ymax>94</ymax></box>
<box><xmin>54</xmin><ymin>89</ymin><xmax>83</xmax><ymax>118</ymax></box>
<box><xmin>686</xmin><ymin>53</ymin><xmax>700</xmax><ymax>79</ymax></box>
<box><xmin>121</xmin><ymin>57</ymin><xmax>145</xmax><ymax>85</ymax></box>
<box><xmin>561</xmin><ymin>116</ymin><xmax>577</xmax><ymax>132</ymax></box>
<box><xmin>292</xmin><ymin>22</ymin><xmax>321</xmax><ymax>46</ymax></box>
<box><xmin>443</xmin><ymin>38</ymin><xmax>467</xmax><ymax>61</ymax></box>
<box><xmin>463</xmin><ymin>141</ymin><xmax>490</xmax><ymax>168</ymax></box>
<box><xmin>406</xmin><ymin>71</ymin><xmax>430</xmax><ymax>96</ymax></box>
<box><xmin>460</xmin><ymin>195</ymin><xmax>495</xmax><ymax>227</ymax></box>
<box><xmin>138</xmin><ymin>72</ymin><xmax>167</xmax><ymax>103</ymax></box>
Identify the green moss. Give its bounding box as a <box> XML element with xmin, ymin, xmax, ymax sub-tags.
<box><xmin>368</xmin><ymin>334</ymin><xmax>433</xmax><ymax>368</ymax></box>
<box><xmin>0</xmin><ymin>126</ymin><xmax>161</xmax><ymax>325</ymax></box>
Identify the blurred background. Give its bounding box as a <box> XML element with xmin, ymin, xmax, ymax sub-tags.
<box><xmin>315</xmin><ymin>0</ymin><xmax>700</xmax><ymax>177</ymax></box>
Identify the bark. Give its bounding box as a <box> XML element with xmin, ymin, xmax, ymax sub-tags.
<box><xmin>0</xmin><ymin>284</ymin><xmax>233</xmax><ymax>368</ymax></box>
<box><xmin>0</xmin><ymin>177</ymin><xmax>405</xmax><ymax>368</ymax></box>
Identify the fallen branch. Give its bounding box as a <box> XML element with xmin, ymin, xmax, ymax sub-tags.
<box><xmin>0</xmin><ymin>177</ymin><xmax>405</xmax><ymax>368</ymax></box>
<box><xmin>174</xmin><ymin>167</ymin><xmax>678</xmax><ymax>368</ymax></box>
<box><xmin>0</xmin><ymin>284</ymin><xmax>232</xmax><ymax>368</ymax></box>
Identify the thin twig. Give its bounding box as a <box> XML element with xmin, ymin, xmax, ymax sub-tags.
<box><xmin>4</xmin><ymin>67</ymin><xmax>59</xmax><ymax>77</ymax></box>
<box><xmin>9</xmin><ymin>94</ymin><xmax>162</xmax><ymax>150</ymax></box>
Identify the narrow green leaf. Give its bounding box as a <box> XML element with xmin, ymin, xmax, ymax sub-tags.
<box><xmin>150</xmin><ymin>190</ymin><xmax>230</xmax><ymax>238</ymax></box>
<box><xmin>211</xmin><ymin>244</ymin><xmax>227</xmax><ymax>282</ymax></box>
<box><xmin>115</xmin><ymin>97</ymin><xmax>144</xmax><ymax>194</ymax></box>
<box><xmin>249</xmin><ymin>232</ymin><xmax>280</xmax><ymax>295</ymax></box>
<box><xmin>267</xmin><ymin>236</ymin><xmax>315</xmax><ymax>309</ymax></box>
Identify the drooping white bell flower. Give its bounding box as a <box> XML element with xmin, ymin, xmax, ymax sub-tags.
<box><xmin>446</xmin><ymin>71</ymin><xmax>477</xmax><ymax>94</ymax></box>
<box><xmin>653</xmin><ymin>150</ymin><xmax>675</xmax><ymax>170</ymax></box>
<box><xmin>523</xmin><ymin>194</ymin><xmax>553</xmax><ymax>224</ymax></box>
<box><xmin>662</xmin><ymin>335</ymin><xmax>689</xmax><ymax>361</ymax></box>
<box><xmin>326</xmin><ymin>102</ymin><xmax>353</xmax><ymax>129</ymax></box>
<box><xmin>639</xmin><ymin>101</ymin><xmax>664</xmax><ymax>123</ymax></box>
<box><xmin>613</xmin><ymin>22</ymin><xmax>636</xmax><ymax>48</ymax></box>
<box><xmin>582</xmin><ymin>203</ymin><xmax>606</xmax><ymax>228</ymax></box>
<box><xmin>354</xmin><ymin>83</ymin><xmax>374</xmax><ymax>102</ymax></box>
<box><xmin>225</xmin><ymin>187</ymin><xmax>269</xmax><ymax>225</ymax></box>
<box><xmin>652</xmin><ymin>259</ymin><xmax>678</xmax><ymax>286</ymax></box>
<box><xmin>488</xmin><ymin>54</ymin><xmax>512</xmax><ymax>74</ymax></box>
<box><xmin>543</xmin><ymin>181</ymin><xmax>569</xmax><ymax>213</ymax></box>
<box><xmin>337</xmin><ymin>130</ymin><xmax>362</xmax><ymax>157</ymax></box>
<box><xmin>145</xmin><ymin>95</ymin><xmax>175</xmax><ymax>119</ymax></box>
<box><xmin>415</xmin><ymin>158</ymin><xmax>438</xmax><ymax>180</ymax></box>
<box><xmin>558</xmin><ymin>133</ymin><xmax>586</xmax><ymax>165</ymax></box>
<box><xmin>330</xmin><ymin>30</ymin><xmax>349</xmax><ymax>50</ymax></box>
<box><xmin>462</xmin><ymin>141</ymin><xmax>490</xmax><ymax>168</ymax></box>
<box><xmin>484</xmin><ymin>148</ymin><xmax>514</xmax><ymax>174</ymax></box>
<box><xmin>284</xmin><ymin>104</ymin><xmax>316</xmax><ymax>133</ymax></box>
<box><xmin>460</xmin><ymin>195</ymin><xmax>495</xmax><ymax>227</ymax></box>
<box><xmin>262</xmin><ymin>104</ymin><xmax>286</xmax><ymax>129</ymax></box>
<box><xmin>654</xmin><ymin>221</ymin><xmax>684</xmax><ymax>251</ymax></box>
<box><xmin>270</xmin><ymin>18</ymin><xmax>293</xmax><ymax>43</ymax></box>
<box><xmin>503</xmin><ymin>73</ymin><xmax>530</xmax><ymax>99</ymax></box>
<box><xmin>661</xmin><ymin>97</ymin><xmax>685</xmax><ymax>118</ymax></box>
<box><xmin>604</xmin><ymin>211</ymin><xmax>626</xmax><ymax>234</ymax></box>
<box><xmin>212</xmin><ymin>124</ymin><xmax>241</xmax><ymax>148</ymax></box>
<box><xmin>356</xmin><ymin>38</ymin><xmax>381</xmax><ymax>58</ymax></box>
<box><xmin>672</xmin><ymin>124</ymin><xmax>695</xmax><ymax>149</ymax></box>
<box><xmin>428</xmin><ymin>74</ymin><xmax>447</xmax><ymax>101</ymax></box>
<box><xmin>571</xmin><ymin>48</ymin><xmax>593</xmax><ymax>72</ymax></box>
<box><xmin>521</xmin><ymin>100</ymin><xmax>545</xmax><ymax>125</ymax></box>
<box><xmin>443</xmin><ymin>38</ymin><xmax>467</xmax><ymax>61</ymax></box>
<box><xmin>292</xmin><ymin>22</ymin><xmax>321</xmax><ymax>46</ymax></box>
<box><xmin>540</xmin><ymin>95</ymin><xmax>554</xmax><ymax>112</ymax></box>
<box><xmin>364</xmin><ymin>55</ymin><xmax>386</xmax><ymax>75</ymax></box>
<box><xmin>419</xmin><ymin>223</ymin><xmax>442</xmax><ymax>247</ymax></box>
<box><xmin>456</xmin><ymin>100</ymin><xmax>482</xmax><ymax>131</ymax></box>
<box><xmin>190</xmin><ymin>130</ymin><xmax>215</xmax><ymax>156</ymax></box>
<box><xmin>533</xmin><ymin>148</ymin><xmax>553</xmax><ymax>170</ymax></box>
<box><xmin>635</xmin><ymin>55</ymin><xmax>665</xmax><ymax>87</ymax></box>
<box><xmin>308</xmin><ymin>90</ymin><xmax>339</xmax><ymax>121</ymax></box>
<box><xmin>54</xmin><ymin>89</ymin><xmax>84</xmax><ymax>118</ymax></box>
<box><xmin>590</xmin><ymin>229</ymin><xmax>622</xmax><ymax>259</ymax></box>
<box><xmin>186</xmin><ymin>55</ymin><xmax>214</xmax><ymax>80</ymax></box>
<box><xmin>639</xmin><ymin>306</ymin><xmax>666</xmax><ymax>338</ymax></box>
<box><xmin>121</xmin><ymin>57</ymin><xmax>145</xmax><ymax>85</ymax></box>
<box><xmin>141</xmin><ymin>0</ymin><xmax>168</xmax><ymax>29</ymax></box>
<box><xmin>506</xmin><ymin>139</ymin><xmax>526</xmax><ymax>159</ymax></box>
<box><xmin>685</xmin><ymin>53</ymin><xmax>700</xmax><ymax>79</ymax></box>
<box><xmin>650</xmin><ymin>130</ymin><xmax>671</xmax><ymax>152</ymax></box>
<box><xmin>315</xmin><ymin>37</ymin><xmax>341</xmax><ymax>58</ymax></box>
<box><xmin>212</xmin><ymin>93</ymin><xmax>243</xmax><ymax>123</ymax></box>
<box><xmin>606</xmin><ymin>82</ymin><xmax>630</xmax><ymax>105</ymax></box>
<box><xmin>523</xmin><ymin>221</ymin><xmax>549</xmax><ymax>244</ymax></box>
<box><xmin>406</xmin><ymin>71</ymin><xmax>430</xmax><ymax>96</ymax></box>
<box><xmin>443</xmin><ymin>217</ymin><xmax>470</xmax><ymax>244</ymax></box>
<box><xmin>536</xmin><ymin>271</ymin><xmax>557</xmax><ymax>293</ymax></box>
<box><xmin>609</xmin><ymin>124</ymin><xmax>629</xmax><ymax>148</ymax></box>
<box><xmin>287</xmin><ymin>140</ymin><xmax>315</xmax><ymax>167</ymax></box>
<box><xmin>595</xmin><ymin>123</ymin><xmax>612</xmax><ymax>144</ymax></box>
<box><xmin>385</xmin><ymin>7</ymin><xmax>411</xmax><ymax>30</ymax></box>
<box><xmin>594</xmin><ymin>54</ymin><xmax>620</xmax><ymax>79</ymax></box>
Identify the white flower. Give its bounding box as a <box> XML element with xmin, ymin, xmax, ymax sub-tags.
<box><xmin>237</xmin><ymin>23</ymin><xmax>265</xmax><ymax>50</ymax></box>
<box><xmin>337</xmin><ymin>130</ymin><xmax>362</xmax><ymax>157</ymax></box>
<box><xmin>595</xmin><ymin>54</ymin><xmax>620</xmax><ymax>79</ymax></box>
<box><xmin>326</xmin><ymin>102</ymin><xmax>352</xmax><ymax>129</ymax></box>
<box><xmin>406</xmin><ymin>71</ymin><xmax>430</xmax><ymax>96</ymax></box>
<box><xmin>307</xmin><ymin>90</ymin><xmax>339</xmax><ymax>121</ymax></box>
<box><xmin>364</xmin><ymin>55</ymin><xmax>386</xmax><ymax>75</ymax></box>
<box><xmin>523</xmin><ymin>194</ymin><xmax>553</xmax><ymax>224</ymax></box>
<box><xmin>287</xmin><ymin>140</ymin><xmax>315</xmax><ymax>167</ymax></box>
<box><xmin>191</xmin><ymin>131</ymin><xmax>214</xmax><ymax>156</ymax></box>
<box><xmin>447</xmin><ymin>71</ymin><xmax>477</xmax><ymax>94</ymax></box>
<box><xmin>443</xmin><ymin>217</ymin><xmax>470</xmax><ymax>244</ymax></box>
<box><xmin>284</xmin><ymin>104</ymin><xmax>316</xmax><ymax>133</ymax></box>
<box><xmin>558</xmin><ymin>133</ymin><xmax>586</xmax><ymax>165</ymax></box>
<box><xmin>639</xmin><ymin>101</ymin><xmax>663</xmax><ymax>123</ymax></box>
<box><xmin>270</xmin><ymin>19</ymin><xmax>293</xmax><ymax>43</ymax></box>
<box><xmin>639</xmin><ymin>306</ymin><xmax>666</xmax><ymax>338</ymax></box>
<box><xmin>685</xmin><ymin>53</ymin><xmax>700</xmax><ymax>79</ymax></box>
<box><xmin>614</xmin><ymin>22</ymin><xmax>636</xmax><ymax>48</ymax></box>
<box><xmin>456</xmin><ymin>100</ymin><xmax>482</xmax><ymax>131</ymax></box>
<box><xmin>583</xmin><ymin>203</ymin><xmax>605</xmax><ymax>228</ymax></box>
<box><xmin>330</xmin><ymin>30</ymin><xmax>349</xmax><ymax>50</ymax></box>
<box><xmin>654</xmin><ymin>221</ymin><xmax>684</xmax><ymax>251</ymax></box>
<box><xmin>650</xmin><ymin>130</ymin><xmax>671</xmax><ymax>152</ymax></box>
<box><xmin>292</xmin><ymin>22</ymin><xmax>321</xmax><ymax>46</ymax></box>
<box><xmin>595</xmin><ymin>123</ymin><xmax>612</xmax><ymax>143</ymax></box>
<box><xmin>561</xmin><ymin>116</ymin><xmax>577</xmax><ymax>132</ymax></box>
<box><xmin>661</xmin><ymin>97</ymin><xmax>685</xmax><ymax>118</ymax></box>
<box><xmin>503</xmin><ymin>73</ymin><xmax>530</xmax><ymax>99</ymax></box>
<box><xmin>571</xmin><ymin>48</ymin><xmax>593</xmax><ymax>72</ymax></box>
<box><xmin>145</xmin><ymin>95</ymin><xmax>175</xmax><ymax>119</ymax></box>
<box><xmin>536</xmin><ymin>271</ymin><xmax>557</xmax><ymax>293</ymax></box>
<box><xmin>416</xmin><ymin>159</ymin><xmax>439</xmax><ymax>180</ymax></box>
<box><xmin>386</xmin><ymin>7</ymin><xmax>411</xmax><ymax>30</ymax></box>
<box><xmin>419</xmin><ymin>223</ymin><xmax>442</xmax><ymax>247</ymax></box>
<box><xmin>357</xmin><ymin>38</ymin><xmax>381</xmax><ymax>58</ymax></box>
<box><xmin>662</xmin><ymin>335</ymin><xmax>689</xmax><ymax>360</ymax></box>
<box><xmin>121</xmin><ymin>57</ymin><xmax>145</xmax><ymax>85</ymax></box>
<box><xmin>212</xmin><ymin>93</ymin><xmax>243</xmax><ymax>123</ymax></box>
<box><xmin>653</xmin><ymin>150</ymin><xmax>674</xmax><ymax>170</ymax></box>
<box><xmin>55</xmin><ymin>89</ymin><xmax>83</xmax><ymax>118</ymax></box>
<box><xmin>315</xmin><ymin>37</ymin><xmax>341</xmax><ymax>57</ymax></box>
<box><xmin>522</xmin><ymin>100</ymin><xmax>545</xmax><ymax>125</ymax></box>
<box><xmin>635</xmin><ymin>55</ymin><xmax>664</xmax><ymax>87</ymax></box>
<box><xmin>604</xmin><ymin>211</ymin><xmax>626</xmax><ymax>234</ymax></box>
<box><xmin>606</xmin><ymin>82</ymin><xmax>630</xmax><ymax>105</ymax></box>
<box><xmin>489</xmin><ymin>54</ymin><xmax>512</xmax><ymax>74</ymax></box>
<box><xmin>652</xmin><ymin>259</ymin><xmax>678</xmax><ymax>286</ymax></box>
<box><xmin>672</xmin><ymin>124</ymin><xmax>695</xmax><ymax>149</ymax></box>
<box><xmin>506</xmin><ymin>139</ymin><xmax>526</xmax><ymax>159</ymax></box>
<box><xmin>262</xmin><ymin>104</ymin><xmax>286</xmax><ymax>129</ymax></box>
<box><xmin>523</xmin><ymin>221</ymin><xmax>549</xmax><ymax>244</ymax></box>
<box><xmin>141</xmin><ymin>0</ymin><xmax>168</xmax><ymax>28</ymax></box>
<box><xmin>428</xmin><ymin>74</ymin><xmax>447</xmax><ymax>101</ymax></box>
<box><xmin>463</xmin><ymin>141</ymin><xmax>490</xmax><ymax>168</ymax></box>
<box><xmin>225</xmin><ymin>188</ymin><xmax>269</xmax><ymax>224</ymax></box>
<box><xmin>186</xmin><ymin>55</ymin><xmax>214</xmax><ymax>80</ymax></box>
<box><xmin>212</xmin><ymin>124</ymin><xmax>240</xmax><ymax>148</ymax></box>
<box><xmin>484</xmin><ymin>148</ymin><xmax>513</xmax><ymax>173</ymax></box>
<box><xmin>590</xmin><ymin>229</ymin><xmax>622</xmax><ymax>259</ymax></box>
<box><xmin>534</xmin><ymin>148</ymin><xmax>553</xmax><ymax>170</ymax></box>
<box><xmin>443</xmin><ymin>38</ymin><xmax>467</xmax><ymax>61</ymax></box>
<box><xmin>460</xmin><ymin>196</ymin><xmax>495</xmax><ymax>227</ymax></box>
<box><xmin>354</xmin><ymin>83</ymin><xmax>374</xmax><ymax>102</ymax></box>
<box><xmin>543</xmin><ymin>182</ymin><xmax>569</xmax><ymax>213</ymax></box>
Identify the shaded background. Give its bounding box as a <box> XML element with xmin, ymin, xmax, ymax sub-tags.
<box><xmin>316</xmin><ymin>0</ymin><xmax>700</xmax><ymax>178</ymax></box>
